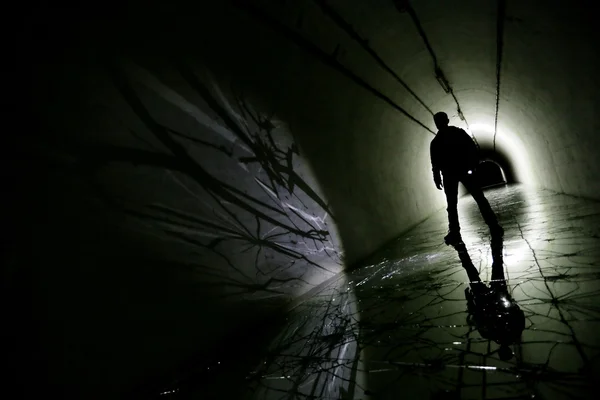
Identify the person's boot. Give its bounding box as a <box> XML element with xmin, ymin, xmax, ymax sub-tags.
<box><xmin>444</xmin><ymin>231</ymin><xmax>463</xmax><ymax>246</ymax></box>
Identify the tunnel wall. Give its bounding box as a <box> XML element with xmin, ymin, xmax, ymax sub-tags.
<box><xmin>17</xmin><ymin>13</ymin><xmax>347</xmax><ymax>397</ymax></box>
<box><xmin>46</xmin><ymin>58</ymin><xmax>344</xmax><ymax>300</ymax></box>
<box><xmin>499</xmin><ymin>1</ymin><xmax>600</xmax><ymax>197</ymax></box>
<box><xmin>188</xmin><ymin>0</ymin><xmax>600</xmax><ymax>264</ymax></box>
<box><xmin>12</xmin><ymin>0</ymin><xmax>600</xmax><ymax>396</ymax></box>
<box><xmin>188</xmin><ymin>1</ymin><xmax>448</xmax><ymax>264</ymax></box>
<box><xmin>14</xmin><ymin>2</ymin><xmax>446</xmax><ymax>394</ymax></box>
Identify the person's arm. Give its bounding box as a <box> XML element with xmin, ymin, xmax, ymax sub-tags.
<box><xmin>430</xmin><ymin>140</ymin><xmax>443</xmax><ymax>190</ymax></box>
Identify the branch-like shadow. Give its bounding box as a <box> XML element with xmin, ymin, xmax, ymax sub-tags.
<box><xmin>224</xmin><ymin>188</ymin><xmax>599</xmax><ymax>399</ymax></box>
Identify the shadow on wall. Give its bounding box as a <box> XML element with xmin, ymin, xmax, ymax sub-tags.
<box><xmin>88</xmin><ymin>60</ymin><xmax>344</xmax><ymax>300</ymax></box>
<box><xmin>11</xmin><ymin>54</ymin><xmax>345</xmax><ymax>397</ymax></box>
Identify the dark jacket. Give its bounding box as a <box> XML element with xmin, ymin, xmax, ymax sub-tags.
<box><xmin>430</xmin><ymin>126</ymin><xmax>479</xmax><ymax>176</ymax></box>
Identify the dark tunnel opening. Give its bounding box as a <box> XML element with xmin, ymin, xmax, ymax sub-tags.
<box><xmin>455</xmin><ymin>144</ymin><xmax>513</xmax><ymax>198</ymax></box>
<box><xmin>7</xmin><ymin>0</ymin><xmax>600</xmax><ymax>398</ymax></box>
<box><xmin>478</xmin><ymin>160</ymin><xmax>507</xmax><ymax>189</ymax></box>
<box><xmin>478</xmin><ymin>146</ymin><xmax>516</xmax><ymax>185</ymax></box>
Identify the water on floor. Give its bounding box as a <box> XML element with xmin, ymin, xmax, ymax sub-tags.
<box><xmin>244</xmin><ymin>185</ymin><xmax>600</xmax><ymax>399</ymax></box>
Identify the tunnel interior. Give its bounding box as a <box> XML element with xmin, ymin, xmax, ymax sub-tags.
<box><xmin>478</xmin><ymin>160</ymin><xmax>507</xmax><ymax>188</ymax></box>
<box><xmin>7</xmin><ymin>0</ymin><xmax>600</xmax><ymax>398</ymax></box>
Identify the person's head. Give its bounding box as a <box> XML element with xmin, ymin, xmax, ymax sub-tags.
<box><xmin>433</xmin><ymin>112</ymin><xmax>449</xmax><ymax>130</ymax></box>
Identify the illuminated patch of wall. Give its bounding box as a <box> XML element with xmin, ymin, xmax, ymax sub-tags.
<box><xmin>62</xmin><ymin>60</ymin><xmax>344</xmax><ymax>301</ymax></box>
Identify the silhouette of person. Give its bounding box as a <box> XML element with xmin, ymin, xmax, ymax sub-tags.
<box><xmin>430</xmin><ymin>112</ymin><xmax>503</xmax><ymax>245</ymax></box>
<box><xmin>454</xmin><ymin>236</ymin><xmax>525</xmax><ymax>361</ymax></box>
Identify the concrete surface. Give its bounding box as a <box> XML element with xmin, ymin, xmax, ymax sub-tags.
<box><xmin>6</xmin><ymin>0</ymin><xmax>600</xmax><ymax>397</ymax></box>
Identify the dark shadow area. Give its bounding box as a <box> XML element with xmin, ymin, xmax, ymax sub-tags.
<box><xmin>9</xmin><ymin>3</ymin><xmax>344</xmax><ymax>398</ymax></box>
<box><xmin>3</xmin><ymin>190</ymin><xmax>292</xmax><ymax>398</ymax></box>
<box><xmin>130</xmin><ymin>314</ymin><xmax>290</xmax><ymax>399</ymax></box>
<box><xmin>477</xmin><ymin>160</ymin><xmax>507</xmax><ymax>189</ymax></box>
<box><xmin>478</xmin><ymin>146</ymin><xmax>516</xmax><ymax>184</ymax></box>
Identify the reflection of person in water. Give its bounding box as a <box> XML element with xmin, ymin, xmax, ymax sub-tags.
<box><xmin>430</xmin><ymin>112</ymin><xmax>504</xmax><ymax>246</ymax></box>
<box><xmin>454</xmin><ymin>236</ymin><xmax>525</xmax><ymax>360</ymax></box>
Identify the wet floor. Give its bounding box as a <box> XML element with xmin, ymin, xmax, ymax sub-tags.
<box><xmin>244</xmin><ymin>185</ymin><xmax>600</xmax><ymax>399</ymax></box>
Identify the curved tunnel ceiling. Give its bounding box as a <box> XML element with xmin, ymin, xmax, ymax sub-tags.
<box><xmin>28</xmin><ymin>0</ymin><xmax>600</xmax><ymax>267</ymax></box>
<box><xmin>177</xmin><ymin>0</ymin><xmax>599</xmax><ymax>263</ymax></box>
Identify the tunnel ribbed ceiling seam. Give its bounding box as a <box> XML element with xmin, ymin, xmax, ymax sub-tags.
<box><xmin>395</xmin><ymin>0</ymin><xmax>480</xmax><ymax>148</ymax></box>
<box><xmin>313</xmin><ymin>0</ymin><xmax>434</xmax><ymax>117</ymax></box>
<box><xmin>234</xmin><ymin>0</ymin><xmax>520</xmax><ymax>153</ymax></box>
<box><xmin>233</xmin><ymin>0</ymin><xmax>436</xmax><ymax>134</ymax></box>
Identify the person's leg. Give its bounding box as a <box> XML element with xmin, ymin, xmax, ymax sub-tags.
<box><xmin>443</xmin><ymin>173</ymin><xmax>461</xmax><ymax>244</ymax></box>
<box><xmin>443</xmin><ymin>173</ymin><xmax>460</xmax><ymax>232</ymax></box>
<box><xmin>462</xmin><ymin>172</ymin><xmax>503</xmax><ymax>234</ymax></box>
